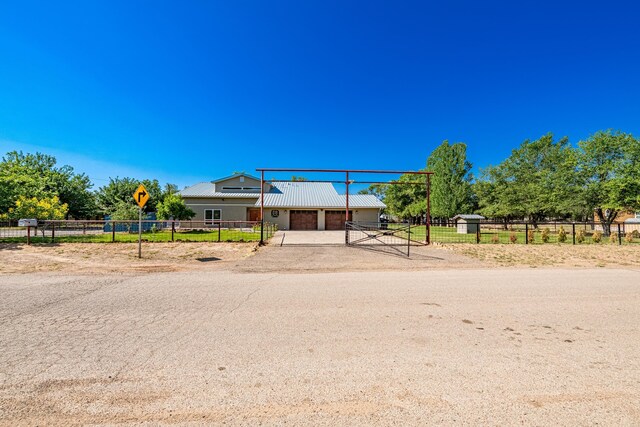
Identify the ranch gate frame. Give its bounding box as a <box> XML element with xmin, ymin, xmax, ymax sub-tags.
<box><xmin>255</xmin><ymin>168</ymin><xmax>433</xmax><ymax>246</ymax></box>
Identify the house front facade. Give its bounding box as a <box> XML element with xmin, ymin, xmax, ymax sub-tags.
<box><xmin>179</xmin><ymin>173</ymin><xmax>385</xmax><ymax>230</ymax></box>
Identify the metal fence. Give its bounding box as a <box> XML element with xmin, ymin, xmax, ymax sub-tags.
<box><xmin>0</xmin><ymin>220</ymin><xmax>277</xmax><ymax>244</ymax></box>
<box><xmin>429</xmin><ymin>221</ymin><xmax>640</xmax><ymax>245</ymax></box>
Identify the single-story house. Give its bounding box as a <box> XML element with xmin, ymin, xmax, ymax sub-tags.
<box><xmin>179</xmin><ymin>173</ymin><xmax>385</xmax><ymax>230</ymax></box>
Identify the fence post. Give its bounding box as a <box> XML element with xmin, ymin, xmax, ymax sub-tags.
<box><xmin>27</xmin><ymin>226</ymin><xmax>31</xmax><ymax>245</ymax></box>
<box><xmin>218</xmin><ymin>221</ymin><xmax>222</xmax><ymax>242</ymax></box>
<box><xmin>83</xmin><ymin>223</ymin><xmax>86</xmax><ymax>235</ymax></box>
<box><xmin>572</xmin><ymin>223</ymin><xmax>576</xmax><ymax>245</ymax></box>
<box><xmin>407</xmin><ymin>222</ymin><xmax>411</xmax><ymax>257</ymax></box>
<box><xmin>51</xmin><ymin>222</ymin><xmax>55</xmax><ymax>243</ymax></box>
<box><xmin>171</xmin><ymin>221</ymin><xmax>175</xmax><ymax>242</ymax></box>
<box><xmin>618</xmin><ymin>223</ymin><xmax>622</xmax><ymax>245</ymax></box>
<box><xmin>112</xmin><ymin>221</ymin><xmax>116</xmax><ymax>242</ymax></box>
<box><xmin>525</xmin><ymin>224</ymin><xmax>528</xmax><ymax>245</ymax></box>
<box><xmin>476</xmin><ymin>225</ymin><xmax>481</xmax><ymax>244</ymax></box>
<box><xmin>259</xmin><ymin>219</ymin><xmax>264</xmax><ymax>245</ymax></box>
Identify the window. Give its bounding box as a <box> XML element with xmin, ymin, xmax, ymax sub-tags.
<box><xmin>204</xmin><ymin>209</ymin><xmax>221</xmax><ymax>224</ymax></box>
<box><xmin>239</xmin><ymin>176</ymin><xmax>245</xmax><ymax>183</ymax></box>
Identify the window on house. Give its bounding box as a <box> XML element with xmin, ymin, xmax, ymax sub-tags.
<box><xmin>239</xmin><ymin>176</ymin><xmax>245</xmax><ymax>183</ymax></box>
<box><xmin>204</xmin><ymin>209</ymin><xmax>221</xmax><ymax>224</ymax></box>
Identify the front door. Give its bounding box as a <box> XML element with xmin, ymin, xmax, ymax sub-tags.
<box><xmin>248</xmin><ymin>208</ymin><xmax>261</xmax><ymax>221</ymax></box>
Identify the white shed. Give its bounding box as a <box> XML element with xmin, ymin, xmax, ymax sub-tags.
<box><xmin>453</xmin><ymin>214</ymin><xmax>485</xmax><ymax>234</ymax></box>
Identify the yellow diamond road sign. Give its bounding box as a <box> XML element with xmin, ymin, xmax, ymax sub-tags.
<box><xmin>133</xmin><ymin>184</ymin><xmax>149</xmax><ymax>208</ymax></box>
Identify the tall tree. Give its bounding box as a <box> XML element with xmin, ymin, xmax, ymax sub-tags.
<box><xmin>578</xmin><ymin>130</ymin><xmax>640</xmax><ymax>235</ymax></box>
<box><xmin>426</xmin><ymin>141</ymin><xmax>474</xmax><ymax>220</ymax></box>
<box><xmin>0</xmin><ymin>151</ymin><xmax>97</xmax><ymax>219</ymax></box>
<box><xmin>379</xmin><ymin>172</ymin><xmax>428</xmax><ymax>223</ymax></box>
<box><xmin>96</xmin><ymin>177</ymin><xmax>162</xmax><ymax>215</ymax></box>
<box><xmin>475</xmin><ymin>133</ymin><xmax>582</xmax><ymax>226</ymax></box>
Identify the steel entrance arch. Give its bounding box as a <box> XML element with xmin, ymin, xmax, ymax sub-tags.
<box><xmin>255</xmin><ymin>168</ymin><xmax>433</xmax><ymax>247</ymax></box>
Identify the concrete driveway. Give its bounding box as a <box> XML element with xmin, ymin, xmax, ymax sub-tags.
<box><xmin>275</xmin><ymin>230</ymin><xmax>346</xmax><ymax>245</ymax></box>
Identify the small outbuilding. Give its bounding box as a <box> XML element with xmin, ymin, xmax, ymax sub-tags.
<box><xmin>452</xmin><ymin>214</ymin><xmax>485</xmax><ymax>234</ymax></box>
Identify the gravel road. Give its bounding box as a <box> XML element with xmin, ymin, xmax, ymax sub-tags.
<box><xmin>1</xmin><ymin>268</ymin><xmax>639</xmax><ymax>425</ymax></box>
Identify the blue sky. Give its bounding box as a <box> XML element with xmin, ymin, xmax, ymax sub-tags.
<box><xmin>1</xmin><ymin>1</ymin><xmax>639</xmax><ymax>190</ymax></box>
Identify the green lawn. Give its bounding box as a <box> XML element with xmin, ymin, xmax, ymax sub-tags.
<box><xmin>0</xmin><ymin>229</ymin><xmax>272</xmax><ymax>244</ymax></box>
<box><xmin>389</xmin><ymin>224</ymin><xmax>640</xmax><ymax>245</ymax></box>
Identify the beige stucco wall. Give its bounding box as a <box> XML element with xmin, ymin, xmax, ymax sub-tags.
<box><xmin>353</xmin><ymin>209</ymin><xmax>381</xmax><ymax>223</ymax></box>
<box><xmin>184</xmin><ymin>197</ymin><xmax>258</xmax><ymax>222</ymax></box>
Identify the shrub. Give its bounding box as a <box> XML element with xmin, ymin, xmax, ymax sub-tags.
<box><xmin>541</xmin><ymin>228</ymin><xmax>550</xmax><ymax>243</ymax></box>
<box><xmin>576</xmin><ymin>229</ymin><xmax>585</xmax><ymax>244</ymax></box>
<box><xmin>624</xmin><ymin>232</ymin><xmax>634</xmax><ymax>243</ymax></box>
<box><xmin>490</xmin><ymin>234</ymin><xmax>500</xmax><ymax>244</ymax></box>
<box><xmin>527</xmin><ymin>229</ymin><xmax>535</xmax><ymax>244</ymax></box>
<box><xmin>509</xmin><ymin>232</ymin><xmax>518</xmax><ymax>244</ymax></box>
<box><xmin>592</xmin><ymin>230</ymin><xmax>602</xmax><ymax>243</ymax></box>
<box><xmin>632</xmin><ymin>230</ymin><xmax>640</xmax><ymax>238</ymax></box>
<box><xmin>609</xmin><ymin>232</ymin><xmax>618</xmax><ymax>244</ymax></box>
<box><xmin>557</xmin><ymin>226</ymin><xmax>567</xmax><ymax>243</ymax></box>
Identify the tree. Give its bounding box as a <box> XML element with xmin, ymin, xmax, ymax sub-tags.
<box><xmin>577</xmin><ymin>130</ymin><xmax>640</xmax><ymax>235</ymax></box>
<box><xmin>0</xmin><ymin>151</ymin><xmax>97</xmax><ymax>219</ymax></box>
<box><xmin>96</xmin><ymin>177</ymin><xmax>162</xmax><ymax>215</ymax></box>
<box><xmin>156</xmin><ymin>194</ymin><xmax>196</xmax><ymax>220</ymax></box>
<box><xmin>380</xmin><ymin>173</ymin><xmax>428</xmax><ymax>223</ymax></box>
<box><xmin>108</xmin><ymin>201</ymin><xmax>140</xmax><ymax>221</ymax></box>
<box><xmin>426</xmin><ymin>141</ymin><xmax>474</xmax><ymax>221</ymax></box>
<box><xmin>8</xmin><ymin>195</ymin><xmax>67</xmax><ymax>220</ymax></box>
<box><xmin>475</xmin><ymin>133</ymin><xmax>581</xmax><ymax>226</ymax></box>
<box><xmin>291</xmin><ymin>176</ymin><xmax>308</xmax><ymax>181</ymax></box>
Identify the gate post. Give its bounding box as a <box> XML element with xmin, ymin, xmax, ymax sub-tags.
<box><xmin>407</xmin><ymin>222</ymin><xmax>410</xmax><ymax>257</ymax></box>
<box><xmin>618</xmin><ymin>223</ymin><xmax>622</xmax><ymax>245</ymax></box>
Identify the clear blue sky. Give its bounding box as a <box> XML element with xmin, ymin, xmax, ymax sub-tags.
<box><xmin>1</xmin><ymin>1</ymin><xmax>639</xmax><ymax>190</ymax></box>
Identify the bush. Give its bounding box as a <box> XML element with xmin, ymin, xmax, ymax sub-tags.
<box><xmin>576</xmin><ymin>229</ymin><xmax>585</xmax><ymax>244</ymax></box>
<box><xmin>527</xmin><ymin>229</ymin><xmax>535</xmax><ymax>244</ymax></box>
<box><xmin>609</xmin><ymin>232</ymin><xmax>618</xmax><ymax>244</ymax></box>
<box><xmin>541</xmin><ymin>228</ymin><xmax>550</xmax><ymax>243</ymax></box>
<box><xmin>490</xmin><ymin>234</ymin><xmax>500</xmax><ymax>244</ymax></box>
<box><xmin>509</xmin><ymin>232</ymin><xmax>518</xmax><ymax>244</ymax></box>
<box><xmin>557</xmin><ymin>226</ymin><xmax>567</xmax><ymax>243</ymax></box>
<box><xmin>592</xmin><ymin>230</ymin><xmax>602</xmax><ymax>243</ymax></box>
<box><xmin>624</xmin><ymin>232</ymin><xmax>634</xmax><ymax>243</ymax></box>
<box><xmin>632</xmin><ymin>230</ymin><xmax>640</xmax><ymax>238</ymax></box>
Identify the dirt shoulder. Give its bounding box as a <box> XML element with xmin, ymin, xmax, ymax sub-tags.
<box><xmin>2</xmin><ymin>241</ymin><xmax>640</xmax><ymax>275</ymax></box>
<box><xmin>0</xmin><ymin>242</ymin><xmax>258</xmax><ymax>275</ymax></box>
<box><xmin>440</xmin><ymin>243</ymin><xmax>640</xmax><ymax>269</ymax></box>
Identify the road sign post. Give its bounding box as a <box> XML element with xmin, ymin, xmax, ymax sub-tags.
<box><xmin>133</xmin><ymin>184</ymin><xmax>149</xmax><ymax>258</ymax></box>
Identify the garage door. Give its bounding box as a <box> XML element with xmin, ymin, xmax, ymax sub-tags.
<box><xmin>290</xmin><ymin>210</ymin><xmax>318</xmax><ymax>230</ymax></box>
<box><xmin>325</xmin><ymin>210</ymin><xmax>352</xmax><ymax>230</ymax></box>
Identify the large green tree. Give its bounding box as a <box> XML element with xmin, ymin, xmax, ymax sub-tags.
<box><xmin>475</xmin><ymin>133</ymin><xmax>582</xmax><ymax>226</ymax></box>
<box><xmin>96</xmin><ymin>177</ymin><xmax>163</xmax><ymax>215</ymax></box>
<box><xmin>578</xmin><ymin>130</ymin><xmax>640</xmax><ymax>235</ymax></box>
<box><xmin>0</xmin><ymin>151</ymin><xmax>97</xmax><ymax>219</ymax></box>
<box><xmin>426</xmin><ymin>141</ymin><xmax>474</xmax><ymax>221</ymax></box>
<box><xmin>156</xmin><ymin>194</ymin><xmax>196</xmax><ymax>220</ymax></box>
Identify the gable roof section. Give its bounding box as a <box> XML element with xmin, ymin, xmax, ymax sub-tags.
<box><xmin>257</xmin><ymin>182</ymin><xmax>385</xmax><ymax>208</ymax></box>
<box><xmin>178</xmin><ymin>182</ymin><xmax>260</xmax><ymax>198</ymax></box>
<box><xmin>179</xmin><ymin>179</ymin><xmax>386</xmax><ymax>208</ymax></box>
<box><xmin>212</xmin><ymin>172</ymin><xmax>261</xmax><ymax>183</ymax></box>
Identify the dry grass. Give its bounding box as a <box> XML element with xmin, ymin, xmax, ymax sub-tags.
<box><xmin>440</xmin><ymin>243</ymin><xmax>640</xmax><ymax>268</ymax></box>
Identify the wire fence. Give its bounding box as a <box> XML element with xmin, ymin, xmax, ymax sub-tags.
<box><xmin>0</xmin><ymin>220</ymin><xmax>277</xmax><ymax>244</ymax></box>
<box><xmin>429</xmin><ymin>221</ymin><xmax>640</xmax><ymax>245</ymax></box>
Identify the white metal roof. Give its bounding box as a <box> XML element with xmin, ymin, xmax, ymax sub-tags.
<box><xmin>180</xmin><ymin>180</ymin><xmax>386</xmax><ymax>208</ymax></box>
<box><xmin>178</xmin><ymin>182</ymin><xmax>260</xmax><ymax>198</ymax></box>
<box><xmin>452</xmin><ymin>214</ymin><xmax>485</xmax><ymax>220</ymax></box>
<box><xmin>256</xmin><ymin>182</ymin><xmax>385</xmax><ymax>208</ymax></box>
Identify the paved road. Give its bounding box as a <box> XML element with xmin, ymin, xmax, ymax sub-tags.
<box><xmin>1</xmin><ymin>268</ymin><xmax>639</xmax><ymax>425</ymax></box>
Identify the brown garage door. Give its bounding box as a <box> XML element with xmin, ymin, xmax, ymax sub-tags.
<box><xmin>290</xmin><ymin>210</ymin><xmax>318</xmax><ymax>230</ymax></box>
<box><xmin>325</xmin><ymin>210</ymin><xmax>352</xmax><ymax>230</ymax></box>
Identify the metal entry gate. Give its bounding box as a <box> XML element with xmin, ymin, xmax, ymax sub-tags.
<box><xmin>345</xmin><ymin>221</ymin><xmax>416</xmax><ymax>257</ymax></box>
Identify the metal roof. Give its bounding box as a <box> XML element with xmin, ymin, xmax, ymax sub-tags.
<box><xmin>257</xmin><ymin>182</ymin><xmax>385</xmax><ymax>208</ymax></box>
<box><xmin>178</xmin><ymin>182</ymin><xmax>261</xmax><ymax>198</ymax></box>
<box><xmin>180</xmin><ymin>180</ymin><xmax>386</xmax><ymax>208</ymax></box>
<box><xmin>452</xmin><ymin>214</ymin><xmax>485</xmax><ymax>220</ymax></box>
<box><xmin>211</xmin><ymin>172</ymin><xmax>261</xmax><ymax>183</ymax></box>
